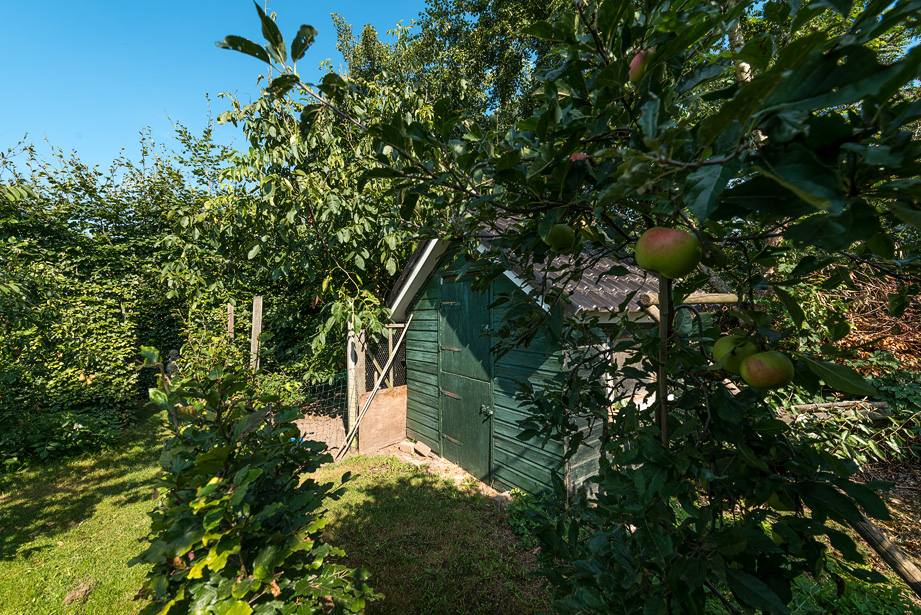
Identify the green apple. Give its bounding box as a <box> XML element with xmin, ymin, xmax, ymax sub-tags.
<box><xmin>545</xmin><ymin>223</ymin><xmax>576</xmax><ymax>252</ymax></box>
<box><xmin>712</xmin><ymin>335</ymin><xmax>758</xmax><ymax>373</ymax></box>
<box><xmin>634</xmin><ymin>227</ymin><xmax>702</xmax><ymax>279</ymax></box>
<box><xmin>740</xmin><ymin>351</ymin><xmax>795</xmax><ymax>389</ymax></box>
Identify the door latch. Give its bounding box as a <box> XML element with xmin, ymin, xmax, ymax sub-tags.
<box><xmin>479</xmin><ymin>404</ymin><xmax>493</xmax><ymax>417</ymax></box>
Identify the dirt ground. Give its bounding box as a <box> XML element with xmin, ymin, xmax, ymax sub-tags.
<box><xmin>861</xmin><ymin>448</ymin><xmax>921</xmax><ymax>564</ymax></box>
<box><xmin>374</xmin><ymin>442</ymin><xmax>508</xmax><ymax>500</ymax></box>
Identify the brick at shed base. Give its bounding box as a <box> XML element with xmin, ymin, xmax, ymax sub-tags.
<box><xmin>413</xmin><ymin>441</ymin><xmax>433</xmax><ymax>457</ymax></box>
<box><xmin>398</xmin><ymin>441</ymin><xmax>415</xmax><ymax>455</ymax></box>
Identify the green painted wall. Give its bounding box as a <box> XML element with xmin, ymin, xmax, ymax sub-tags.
<box><xmin>404</xmin><ymin>254</ymin><xmax>595</xmax><ymax>494</ymax></box>
<box><xmin>405</xmin><ymin>276</ymin><xmax>441</xmax><ymax>452</ymax></box>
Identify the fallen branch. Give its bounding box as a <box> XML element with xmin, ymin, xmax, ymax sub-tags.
<box><xmin>788</xmin><ymin>401</ymin><xmax>889</xmax><ymax>412</ymax></box>
<box><xmin>848</xmin><ymin>513</ymin><xmax>921</xmax><ymax>601</ymax></box>
<box><xmin>639</xmin><ymin>292</ymin><xmax>738</xmax><ymax>307</ymax></box>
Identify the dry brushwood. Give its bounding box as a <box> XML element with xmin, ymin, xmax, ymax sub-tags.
<box><xmin>835</xmin><ymin>268</ymin><xmax>921</xmax><ymax>372</ymax></box>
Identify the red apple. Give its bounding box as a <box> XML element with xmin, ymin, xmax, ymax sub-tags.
<box><xmin>634</xmin><ymin>227</ymin><xmax>702</xmax><ymax>279</ymax></box>
<box><xmin>740</xmin><ymin>351</ymin><xmax>795</xmax><ymax>389</ymax></box>
<box><xmin>629</xmin><ymin>49</ymin><xmax>655</xmax><ymax>84</ymax></box>
<box><xmin>712</xmin><ymin>335</ymin><xmax>758</xmax><ymax>373</ymax></box>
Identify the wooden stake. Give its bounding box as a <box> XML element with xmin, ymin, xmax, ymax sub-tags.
<box><xmin>227</xmin><ymin>304</ymin><xmax>235</xmax><ymax>341</ymax></box>
<box><xmin>250</xmin><ymin>296</ymin><xmax>262</xmax><ymax>371</ymax></box>
<box><xmin>657</xmin><ymin>276</ymin><xmax>673</xmax><ymax>446</ymax></box>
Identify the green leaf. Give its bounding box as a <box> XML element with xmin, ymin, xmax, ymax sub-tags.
<box><xmin>400</xmin><ymin>192</ymin><xmax>419</xmax><ymax>220</ymax></box>
<box><xmin>890</xmin><ymin>201</ymin><xmax>921</xmax><ymax>228</ymax></box>
<box><xmin>520</xmin><ymin>20</ymin><xmax>555</xmax><ymax>40</ymax></box>
<box><xmin>140</xmin><ymin>346</ymin><xmax>160</xmax><ymax>365</ymax></box>
<box><xmin>838</xmin><ymin>481</ymin><xmax>890</xmax><ymax>521</ymax></box>
<box><xmin>254</xmin><ymin>1</ymin><xmax>286</xmax><ymax>64</ymax></box>
<box><xmin>149</xmin><ymin>388</ymin><xmax>170</xmax><ymax>409</ymax></box>
<box><xmin>216</xmin><ymin>35</ymin><xmax>271</xmax><ymax>64</ymax></box>
<box><xmin>685</xmin><ymin>161</ymin><xmax>738</xmax><ymax>221</ymax></box>
<box><xmin>802</xmin><ymin>357</ymin><xmax>877</xmax><ymax>396</ymax></box>
<box><xmin>266</xmin><ymin>73</ymin><xmax>299</xmax><ymax>98</ymax></box>
<box><xmin>734</xmin><ymin>33</ymin><xmax>774</xmax><ymax>71</ymax></box>
<box><xmin>698</xmin><ymin>72</ymin><xmax>783</xmax><ymax>146</ymax></box>
<box><xmin>676</xmin><ymin>63</ymin><xmax>730</xmax><ymax>94</ymax></box>
<box><xmin>796</xmin><ymin>481</ymin><xmax>864</xmax><ymax>523</ymax></box>
<box><xmin>216</xmin><ymin>599</ymin><xmax>253</xmax><ymax>615</ymax></box>
<box><xmin>888</xmin><ymin>286</ymin><xmax>908</xmax><ymax>318</ymax></box>
<box><xmin>772</xmin><ymin>285</ymin><xmax>805</xmax><ymax>329</ymax></box>
<box><xmin>291</xmin><ymin>24</ymin><xmax>318</xmax><ymax>62</ymax></box>
<box><xmin>755</xmin><ymin>148</ymin><xmax>844</xmax><ymax>212</ymax></box>
<box><xmin>725</xmin><ymin>569</ymin><xmax>790</xmax><ymax>615</ymax></box>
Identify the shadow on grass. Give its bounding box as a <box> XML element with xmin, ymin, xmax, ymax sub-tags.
<box><xmin>315</xmin><ymin>456</ymin><xmax>548</xmax><ymax>615</ymax></box>
<box><xmin>0</xmin><ymin>406</ymin><xmax>166</xmax><ymax>561</ymax></box>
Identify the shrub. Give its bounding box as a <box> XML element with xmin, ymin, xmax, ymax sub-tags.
<box><xmin>506</xmin><ymin>489</ymin><xmax>556</xmax><ymax>550</ymax></box>
<box><xmin>130</xmin><ymin>350</ymin><xmax>377</xmax><ymax>614</ymax></box>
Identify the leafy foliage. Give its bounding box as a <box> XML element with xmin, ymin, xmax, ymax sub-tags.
<box><xmin>131</xmin><ymin>350</ymin><xmax>377</xmax><ymax>615</ymax></box>
<box><xmin>0</xmin><ymin>136</ymin><xmax>196</xmax><ymax>468</ymax></box>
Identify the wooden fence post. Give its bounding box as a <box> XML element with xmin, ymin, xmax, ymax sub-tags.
<box><xmin>250</xmin><ymin>296</ymin><xmax>263</xmax><ymax>371</ymax></box>
<box><xmin>227</xmin><ymin>304</ymin><xmax>235</xmax><ymax>341</ymax></box>
<box><xmin>387</xmin><ymin>327</ymin><xmax>394</xmax><ymax>388</ymax></box>
<box><xmin>356</xmin><ymin>328</ymin><xmax>367</xmax><ymax>399</ymax></box>
<box><xmin>346</xmin><ymin>315</ymin><xmax>361</xmax><ymax>453</ymax></box>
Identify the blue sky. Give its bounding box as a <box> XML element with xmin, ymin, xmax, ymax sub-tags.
<box><xmin>0</xmin><ymin>1</ymin><xmax>428</xmax><ymax>172</ymax></box>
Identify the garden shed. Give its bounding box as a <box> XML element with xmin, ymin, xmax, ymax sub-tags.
<box><xmin>385</xmin><ymin>238</ymin><xmax>658</xmax><ymax>494</ymax></box>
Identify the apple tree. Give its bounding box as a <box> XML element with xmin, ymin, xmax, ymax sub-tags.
<box><xmin>215</xmin><ymin>0</ymin><xmax>921</xmax><ymax>612</ymax></box>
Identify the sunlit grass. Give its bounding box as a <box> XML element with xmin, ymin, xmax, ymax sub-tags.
<box><xmin>0</xmin><ymin>408</ymin><xmax>166</xmax><ymax>615</ymax></box>
<box><xmin>312</xmin><ymin>455</ymin><xmax>549</xmax><ymax>615</ymax></box>
<box><xmin>0</xmin><ymin>418</ymin><xmax>547</xmax><ymax>615</ymax></box>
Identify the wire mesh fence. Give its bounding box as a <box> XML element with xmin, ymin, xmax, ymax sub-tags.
<box><xmin>293</xmin><ymin>372</ymin><xmax>348</xmax><ymax>456</ymax></box>
<box><xmin>364</xmin><ymin>325</ymin><xmax>407</xmax><ymax>391</ymax></box>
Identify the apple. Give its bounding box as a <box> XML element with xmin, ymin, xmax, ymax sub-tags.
<box><xmin>545</xmin><ymin>223</ymin><xmax>576</xmax><ymax>252</ymax></box>
<box><xmin>712</xmin><ymin>335</ymin><xmax>758</xmax><ymax>373</ymax></box>
<box><xmin>629</xmin><ymin>49</ymin><xmax>655</xmax><ymax>84</ymax></box>
<box><xmin>634</xmin><ymin>227</ymin><xmax>702</xmax><ymax>279</ymax></box>
<box><xmin>740</xmin><ymin>351</ymin><xmax>795</xmax><ymax>389</ymax></box>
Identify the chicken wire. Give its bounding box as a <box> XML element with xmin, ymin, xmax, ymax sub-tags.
<box><xmin>364</xmin><ymin>325</ymin><xmax>407</xmax><ymax>391</ymax></box>
<box><xmin>293</xmin><ymin>373</ymin><xmax>348</xmax><ymax>456</ymax></box>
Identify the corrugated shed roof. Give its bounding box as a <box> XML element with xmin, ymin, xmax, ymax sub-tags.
<box><xmin>528</xmin><ymin>252</ymin><xmax>655</xmax><ymax>314</ymax></box>
<box><xmin>387</xmin><ymin>231</ymin><xmax>658</xmax><ymax>320</ymax></box>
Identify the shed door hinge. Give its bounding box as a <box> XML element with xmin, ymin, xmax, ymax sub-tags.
<box><xmin>443</xmin><ymin>434</ymin><xmax>461</xmax><ymax>445</ymax></box>
<box><xmin>440</xmin><ymin>346</ymin><xmax>460</xmax><ymax>352</ymax></box>
<box><xmin>440</xmin><ymin>301</ymin><xmax>458</xmax><ymax>306</ymax></box>
<box><xmin>442</xmin><ymin>390</ymin><xmax>459</xmax><ymax>399</ymax></box>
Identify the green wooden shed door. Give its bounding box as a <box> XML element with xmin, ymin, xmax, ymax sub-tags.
<box><xmin>439</xmin><ymin>274</ymin><xmax>491</xmax><ymax>382</ymax></box>
<box><xmin>440</xmin><ymin>372</ymin><xmax>492</xmax><ymax>480</ymax></box>
<box><xmin>439</xmin><ymin>273</ymin><xmax>493</xmax><ymax>482</ymax></box>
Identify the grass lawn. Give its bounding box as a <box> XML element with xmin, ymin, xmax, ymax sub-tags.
<box><xmin>0</xmin><ymin>412</ymin><xmax>547</xmax><ymax>615</ymax></box>
<box><xmin>312</xmin><ymin>455</ymin><xmax>549</xmax><ymax>615</ymax></box>
<box><xmin>0</xmin><ymin>407</ymin><xmax>166</xmax><ymax>615</ymax></box>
